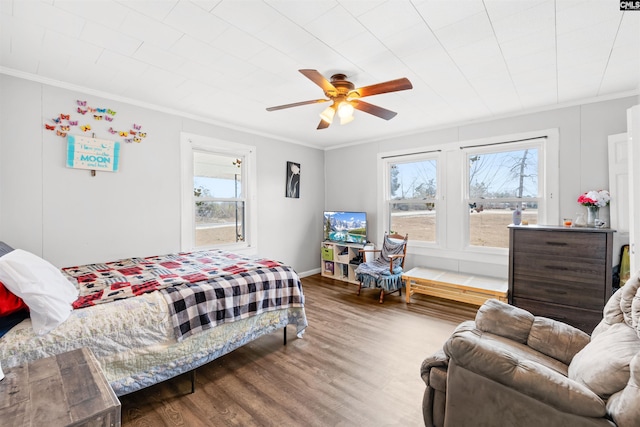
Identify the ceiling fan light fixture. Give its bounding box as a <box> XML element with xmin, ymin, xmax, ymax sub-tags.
<box><xmin>319</xmin><ymin>105</ymin><xmax>336</xmax><ymax>123</ymax></box>
<box><xmin>266</xmin><ymin>69</ymin><xmax>413</xmax><ymax>130</ymax></box>
<box><xmin>339</xmin><ymin>114</ymin><xmax>355</xmax><ymax>125</ymax></box>
<box><xmin>337</xmin><ymin>101</ymin><xmax>354</xmax><ymax>119</ymax></box>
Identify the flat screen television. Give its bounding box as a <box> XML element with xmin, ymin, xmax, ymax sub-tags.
<box><xmin>323</xmin><ymin>211</ymin><xmax>367</xmax><ymax>244</ymax></box>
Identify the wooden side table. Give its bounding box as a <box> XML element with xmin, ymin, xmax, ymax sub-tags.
<box><xmin>0</xmin><ymin>347</ymin><xmax>121</xmax><ymax>426</ymax></box>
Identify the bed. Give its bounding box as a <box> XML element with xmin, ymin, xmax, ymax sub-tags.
<box><xmin>0</xmin><ymin>244</ymin><xmax>307</xmax><ymax>396</ymax></box>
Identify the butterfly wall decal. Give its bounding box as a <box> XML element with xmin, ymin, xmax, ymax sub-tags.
<box><xmin>46</xmin><ymin>100</ymin><xmax>148</xmax><ymax>145</ymax></box>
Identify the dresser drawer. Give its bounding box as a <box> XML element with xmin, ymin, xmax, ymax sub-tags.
<box><xmin>512</xmin><ymin>252</ymin><xmax>605</xmax><ymax>283</ymax></box>
<box><xmin>512</xmin><ymin>229</ymin><xmax>606</xmax><ymax>259</ymax></box>
<box><xmin>511</xmin><ymin>274</ymin><xmax>604</xmax><ymax>310</ymax></box>
<box><xmin>512</xmin><ymin>297</ymin><xmax>602</xmax><ymax>333</ymax></box>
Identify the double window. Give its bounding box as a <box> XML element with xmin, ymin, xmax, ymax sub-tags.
<box><xmin>381</xmin><ymin>130</ymin><xmax>558</xmax><ymax>253</ymax></box>
<box><xmin>181</xmin><ymin>133</ymin><xmax>256</xmax><ymax>252</ymax></box>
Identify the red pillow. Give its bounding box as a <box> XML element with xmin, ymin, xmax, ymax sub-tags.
<box><xmin>0</xmin><ymin>280</ymin><xmax>28</xmax><ymax>316</ymax></box>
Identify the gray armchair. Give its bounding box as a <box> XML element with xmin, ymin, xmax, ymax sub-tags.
<box><xmin>421</xmin><ymin>272</ymin><xmax>640</xmax><ymax>427</ymax></box>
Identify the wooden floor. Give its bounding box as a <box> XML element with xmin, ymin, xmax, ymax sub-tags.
<box><xmin>119</xmin><ymin>274</ymin><xmax>477</xmax><ymax>427</ymax></box>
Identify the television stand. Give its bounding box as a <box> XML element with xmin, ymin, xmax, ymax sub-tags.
<box><xmin>321</xmin><ymin>241</ymin><xmax>373</xmax><ymax>285</ymax></box>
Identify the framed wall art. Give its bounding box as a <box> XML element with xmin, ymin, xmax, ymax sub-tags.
<box><xmin>286</xmin><ymin>161</ymin><xmax>300</xmax><ymax>198</ymax></box>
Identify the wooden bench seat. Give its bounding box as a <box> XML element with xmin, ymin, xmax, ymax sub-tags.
<box><xmin>402</xmin><ymin>267</ymin><xmax>508</xmax><ymax>306</ymax></box>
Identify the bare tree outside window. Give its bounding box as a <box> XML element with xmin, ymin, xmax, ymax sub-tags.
<box><xmin>468</xmin><ymin>147</ymin><xmax>539</xmax><ymax>248</ymax></box>
<box><xmin>388</xmin><ymin>159</ymin><xmax>438</xmax><ymax>242</ymax></box>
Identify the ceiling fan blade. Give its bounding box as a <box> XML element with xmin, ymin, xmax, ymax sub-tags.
<box><xmin>317</xmin><ymin>119</ymin><xmax>331</xmax><ymax>130</ymax></box>
<box><xmin>299</xmin><ymin>69</ymin><xmax>338</xmax><ymax>96</ymax></box>
<box><xmin>351</xmin><ymin>100</ymin><xmax>398</xmax><ymax>120</ymax></box>
<box><xmin>266</xmin><ymin>98</ymin><xmax>329</xmax><ymax>111</ymax></box>
<box><xmin>349</xmin><ymin>77</ymin><xmax>413</xmax><ymax>99</ymax></box>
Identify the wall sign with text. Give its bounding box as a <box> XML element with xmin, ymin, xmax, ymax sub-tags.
<box><xmin>67</xmin><ymin>135</ymin><xmax>120</xmax><ymax>172</ymax></box>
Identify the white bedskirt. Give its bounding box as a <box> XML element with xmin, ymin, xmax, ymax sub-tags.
<box><xmin>0</xmin><ymin>290</ymin><xmax>307</xmax><ymax>395</ymax></box>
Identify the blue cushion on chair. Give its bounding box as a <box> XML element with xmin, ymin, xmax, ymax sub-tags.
<box><xmin>380</xmin><ymin>266</ymin><xmax>403</xmax><ymax>276</ymax></box>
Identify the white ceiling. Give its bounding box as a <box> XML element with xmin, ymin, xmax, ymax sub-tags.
<box><xmin>1</xmin><ymin>0</ymin><xmax>639</xmax><ymax>149</ymax></box>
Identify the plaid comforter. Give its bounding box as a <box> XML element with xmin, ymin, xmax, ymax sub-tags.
<box><xmin>62</xmin><ymin>249</ymin><xmax>306</xmax><ymax>341</ymax></box>
<box><xmin>163</xmin><ymin>266</ymin><xmax>305</xmax><ymax>341</ymax></box>
<box><xmin>63</xmin><ymin>250</ymin><xmax>284</xmax><ymax>309</ymax></box>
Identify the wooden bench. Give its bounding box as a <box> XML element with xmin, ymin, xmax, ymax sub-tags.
<box><xmin>402</xmin><ymin>267</ymin><xmax>508</xmax><ymax>306</ymax></box>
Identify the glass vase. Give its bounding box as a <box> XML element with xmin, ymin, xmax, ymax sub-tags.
<box><xmin>586</xmin><ymin>206</ymin><xmax>599</xmax><ymax>227</ymax></box>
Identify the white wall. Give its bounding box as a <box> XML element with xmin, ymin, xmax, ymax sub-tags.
<box><xmin>325</xmin><ymin>96</ymin><xmax>639</xmax><ymax>278</ymax></box>
<box><xmin>0</xmin><ymin>74</ymin><xmax>324</xmax><ymax>275</ymax></box>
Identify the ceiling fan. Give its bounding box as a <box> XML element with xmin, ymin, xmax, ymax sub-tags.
<box><xmin>266</xmin><ymin>69</ymin><xmax>413</xmax><ymax>130</ymax></box>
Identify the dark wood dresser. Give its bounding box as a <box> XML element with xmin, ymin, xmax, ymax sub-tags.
<box><xmin>508</xmin><ymin>225</ymin><xmax>614</xmax><ymax>333</ymax></box>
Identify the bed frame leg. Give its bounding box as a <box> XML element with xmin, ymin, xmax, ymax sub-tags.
<box><xmin>191</xmin><ymin>369</ymin><xmax>196</xmax><ymax>394</ymax></box>
<box><xmin>283</xmin><ymin>325</ymin><xmax>287</xmax><ymax>346</ymax></box>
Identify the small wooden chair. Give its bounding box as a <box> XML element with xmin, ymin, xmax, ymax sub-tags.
<box><xmin>355</xmin><ymin>233</ymin><xmax>408</xmax><ymax>303</ymax></box>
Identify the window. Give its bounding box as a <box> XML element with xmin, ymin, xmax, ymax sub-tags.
<box><xmin>385</xmin><ymin>155</ymin><xmax>439</xmax><ymax>243</ymax></box>
<box><xmin>193</xmin><ymin>151</ymin><xmax>245</xmax><ymax>247</ymax></box>
<box><xmin>465</xmin><ymin>142</ymin><xmax>542</xmax><ymax>248</ymax></box>
<box><xmin>181</xmin><ymin>133</ymin><xmax>256</xmax><ymax>252</ymax></box>
<box><xmin>379</xmin><ymin>129</ymin><xmax>558</xmax><ymax>258</ymax></box>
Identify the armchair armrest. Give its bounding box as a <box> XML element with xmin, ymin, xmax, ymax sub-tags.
<box><xmin>388</xmin><ymin>253</ymin><xmax>405</xmax><ymax>272</ymax></box>
<box><xmin>444</xmin><ymin>328</ymin><xmax>606</xmax><ymax>418</ymax></box>
<box><xmin>420</xmin><ymin>348</ymin><xmax>448</xmax><ymax>386</ymax></box>
<box><xmin>420</xmin><ymin>320</ymin><xmax>475</xmax><ymax>385</ymax></box>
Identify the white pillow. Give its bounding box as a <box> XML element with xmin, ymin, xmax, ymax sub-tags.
<box><xmin>0</xmin><ymin>249</ymin><xmax>78</xmax><ymax>335</ymax></box>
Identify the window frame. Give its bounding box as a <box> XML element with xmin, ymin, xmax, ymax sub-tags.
<box><xmin>380</xmin><ymin>151</ymin><xmax>444</xmax><ymax>249</ymax></box>
<box><xmin>180</xmin><ymin>132</ymin><xmax>257</xmax><ymax>253</ymax></box>
<box><xmin>378</xmin><ymin>129</ymin><xmax>559</xmax><ymax>262</ymax></box>
<box><xmin>462</xmin><ymin>139</ymin><xmax>545</xmax><ymax>252</ymax></box>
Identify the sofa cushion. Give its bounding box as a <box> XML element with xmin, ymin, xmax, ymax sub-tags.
<box><xmin>475</xmin><ymin>299</ymin><xmax>534</xmax><ymax>344</ymax></box>
<box><xmin>592</xmin><ymin>288</ymin><xmax>624</xmax><ymax>337</ymax></box>
<box><xmin>606</xmin><ymin>353</ymin><xmax>640</xmax><ymax>427</ymax></box>
<box><xmin>569</xmin><ymin>322</ymin><xmax>640</xmax><ymax>398</ymax></box>
<box><xmin>620</xmin><ymin>274</ymin><xmax>640</xmax><ymax>331</ymax></box>
<box><xmin>527</xmin><ymin>316</ymin><xmax>590</xmax><ymax>365</ymax></box>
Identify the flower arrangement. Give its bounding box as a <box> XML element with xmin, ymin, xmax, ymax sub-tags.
<box><xmin>578</xmin><ymin>190</ymin><xmax>610</xmax><ymax>208</ymax></box>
